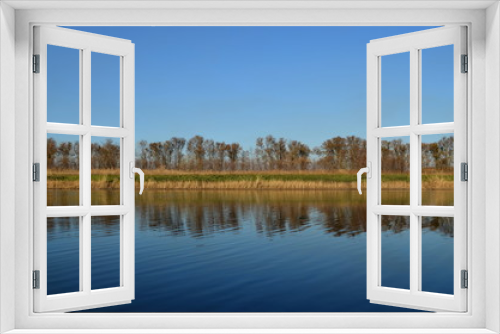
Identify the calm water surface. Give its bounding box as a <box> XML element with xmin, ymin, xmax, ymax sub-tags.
<box><xmin>46</xmin><ymin>189</ymin><xmax>454</xmax><ymax>312</ymax></box>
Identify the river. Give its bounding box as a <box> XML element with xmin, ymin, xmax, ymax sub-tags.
<box><xmin>46</xmin><ymin>189</ymin><xmax>454</xmax><ymax>312</ymax></box>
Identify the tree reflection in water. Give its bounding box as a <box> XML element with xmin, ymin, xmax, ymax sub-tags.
<box><xmin>47</xmin><ymin>189</ymin><xmax>454</xmax><ymax>239</ymax></box>
<box><xmin>47</xmin><ymin>189</ymin><xmax>454</xmax><ymax>312</ymax></box>
<box><xmin>132</xmin><ymin>190</ymin><xmax>453</xmax><ymax>239</ymax></box>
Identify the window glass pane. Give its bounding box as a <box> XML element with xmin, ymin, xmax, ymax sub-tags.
<box><xmin>421</xmin><ymin>216</ymin><xmax>454</xmax><ymax>295</ymax></box>
<box><xmin>381</xmin><ymin>215</ymin><xmax>410</xmax><ymax>290</ymax></box>
<box><xmin>92</xmin><ymin>52</ymin><xmax>120</xmax><ymax>127</ymax></box>
<box><xmin>421</xmin><ymin>134</ymin><xmax>454</xmax><ymax>206</ymax></box>
<box><xmin>47</xmin><ymin>217</ymin><xmax>80</xmax><ymax>295</ymax></box>
<box><xmin>381</xmin><ymin>52</ymin><xmax>410</xmax><ymax>127</ymax></box>
<box><xmin>47</xmin><ymin>45</ymin><xmax>80</xmax><ymax>124</ymax></box>
<box><xmin>421</xmin><ymin>45</ymin><xmax>454</xmax><ymax>124</ymax></box>
<box><xmin>91</xmin><ymin>216</ymin><xmax>121</xmax><ymax>290</ymax></box>
<box><xmin>47</xmin><ymin>134</ymin><xmax>80</xmax><ymax>206</ymax></box>
<box><xmin>381</xmin><ymin>136</ymin><xmax>410</xmax><ymax>205</ymax></box>
<box><xmin>91</xmin><ymin>137</ymin><xmax>120</xmax><ymax>205</ymax></box>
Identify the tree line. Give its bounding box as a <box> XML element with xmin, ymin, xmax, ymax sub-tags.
<box><xmin>138</xmin><ymin>135</ymin><xmax>366</xmax><ymax>170</ymax></box>
<box><xmin>47</xmin><ymin>138</ymin><xmax>120</xmax><ymax>170</ymax></box>
<box><xmin>47</xmin><ymin>135</ymin><xmax>454</xmax><ymax>172</ymax></box>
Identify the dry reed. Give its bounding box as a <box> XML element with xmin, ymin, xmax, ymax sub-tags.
<box><xmin>46</xmin><ymin>169</ymin><xmax>453</xmax><ymax>190</ymax></box>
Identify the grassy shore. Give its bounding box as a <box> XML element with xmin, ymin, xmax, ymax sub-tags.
<box><xmin>46</xmin><ymin>169</ymin><xmax>454</xmax><ymax>190</ymax></box>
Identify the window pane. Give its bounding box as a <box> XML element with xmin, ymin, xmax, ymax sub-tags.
<box><xmin>421</xmin><ymin>216</ymin><xmax>454</xmax><ymax>295</ymax></box>
<box><xmin>421</xmin><ymin>134</ymin><xmax>454</xmax><ymax>206</ymax></box>
<box><xmin>91</xmin><ymin>216</ymin><xmax>121</xmax><ymax>290</ymax></box>
<box><xmin>381</xmin><ymin>215</ymin><xmax>410</xmax><ymax>290</ymax></box>
<box><xmin>381</xmin><ymin>52</ymin><xmax>410</xmax><ymax>127</ymax></box>
<box><xmin>381</xmin><ymin>136</ymin><xmax>410</xmax><ymax>205</ymax></box>
<box><xmin>91</xmin><ymin>137</ymin><xmax>121</xmax><ymax>206</ymax></box>
<box><xmin>92</xmin><ymin>52</ymin><xmax>120</xmax><ymax>127</ymax></box>
<box><xmin>47</xmin><ymin>45</ymin><xmax>80</xmax><ymax>124</ymax></box>
<box><xmin>47</xmin><ymin>134</ymin><xmax>80</xmax><ymax>206</ymax></box>
<box><xmin>47</xmin><ymin>217</ymin><xmax>80</xmax><ymax>295</ymax></box>
<box><xmin>421</xmin><ymin>45</ymin><xmax>454</xmax><ymax>124</ymax></box>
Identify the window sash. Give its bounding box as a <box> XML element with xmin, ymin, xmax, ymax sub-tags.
<box><xmin>33</xmin><ymin>25</ymin><xmax>136</xmax><ymax>313</ymax></box>
<box><xmin>366</xmin><ymin>26</ymin><xmax>468</xmax><ymax>312</ymax></box>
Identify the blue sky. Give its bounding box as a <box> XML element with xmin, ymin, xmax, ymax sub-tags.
<box><xmin>48</xmin><ymin>26</ymin><xmax>453</xmax><ymax>149</ymax></box>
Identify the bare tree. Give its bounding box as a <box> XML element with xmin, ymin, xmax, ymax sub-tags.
<box><xmin>162</xmin><ymin>140</ymin><xmax>174</xmax><ymax>169</ymax></box>
<box><xmin>275</xmin><ymin>138</ymin><xmax>287</xmax><ymax>170</ymax></box>
<box><xmin>227</xmin><ymin>143</ymin><xmax>242</xmax><ymax>170</ymax></box>
<box><xmin>255</xmin><ymin>137</ymin><xmax>265</xmax><ymax>170</ymax></box>
<box><xmin>346</xmin><ymin>136</ymin><xmax>365</xmax><ymax>170</ymax></box>
<box><xmin>171</xmin><ymin>137</ymin><xmax>186</xmax><ymax>169</ymax></box>
<box><xmin>47</xmin><ymin>138</ymin><xmax>58</xmax><ymax>169</ymax></box>
<box><xmin>148</xmin><ymin>142</ymin><xmax>163</xmax><ymax>169</ymax></box>
<box><xmin>264</xmin><ymin>135</ymin><xmax>276</xmax><ymax>169</ymax></box>
<box><xmin>138</xmin><ymin>140</ymin><xmax>149</xmax><ymax>169</ymax></box>
<box><xmin>287</xmin><ymin>140</ymin><xmax>311</xmax><ymax>170</ymax></box>
<box><xmin>317</xmin><ymin>136</ymin><xmax>347</xmax><ymax>170</ymax></box>
<box><xmin>187</xmin><ymin>135</ymin><xmax>206</xmax><ymax>170</ymax></box>
<box><xmin>216</xmin><ymin>142</ymin><xmax>229</xmax><ymax>171</ymax></box>
<box><xmin>204</xmin><ymin>139</ymin><xmax>216</xmax><ymax>170</ymax></box>
<box><xmin>59</xmin><ymin>142</ymin><xmax>73</xmax><ymax>169</ymax></box>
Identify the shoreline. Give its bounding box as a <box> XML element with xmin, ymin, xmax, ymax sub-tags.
<box><xmin>47</xmin><ymin>174</ymin><xmax>453</xmax><ymax>190</ymax></box>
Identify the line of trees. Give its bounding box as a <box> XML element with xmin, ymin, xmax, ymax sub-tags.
<box><xmin>47</xmin><ymin>138</ymin><xmax>120</xmax><ymax>170</ymax></box>
<box><xmin>47</xmin><ymin>135</ymin><xmax>454</xmax><ymax>172</ymax></box>
<box><xmin>138</xmin><ymin>135</ymin><xmax>367</xmax><ymax>171</ymax></box>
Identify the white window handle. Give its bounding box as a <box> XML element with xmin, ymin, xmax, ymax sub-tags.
<box><xmin>357</xmin><ymin>162</ymin><xmax>371</xmax><ymax>195</ymax></box>
<box><xmin>129</xmin><ymin>162</ymin><xmax>145</xmax><ymax>195</ymax></box>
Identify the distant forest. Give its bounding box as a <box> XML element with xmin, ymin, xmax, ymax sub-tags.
<box><xmin>46</xmin><ymin>135</ymin><xmax>454</xmax><ymax>172</ymax></box>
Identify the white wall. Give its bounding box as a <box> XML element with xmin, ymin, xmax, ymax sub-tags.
<box><xmin>486</xmin><ymin>2</ymin><xmax>500</xmax><ymax>333</ymax></box>
<box><xmin>0</xmin><ymin>2</ymin><xmax>16</xmax><ymax>333</ymax></box>
<box><xmin>6</xmin><ymin>4</ymin><xmax>493</xmax><ymax>332</ymax></box>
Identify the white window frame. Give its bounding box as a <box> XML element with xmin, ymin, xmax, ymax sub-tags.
<box><xmin>366</xmin><ymin>26</ymin><xmax>468</xmax><ymax>312</ymax></box>
<box><xmin>1</xmin><ymin>1</ymin><xmax>499</xmax><ymax>333</ymax></box>
<box><xmin>33</xmin><ymin>25</ymin><xmax>136</xmax><ymax>313</ymax></box>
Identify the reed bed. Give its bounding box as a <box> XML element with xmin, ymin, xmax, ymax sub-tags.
<box><xmin>46</xmin><ymin>169</ymin><xmax>454</xmax><ymax>190</ymax></box>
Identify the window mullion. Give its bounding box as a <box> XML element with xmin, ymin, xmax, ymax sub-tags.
<box><xmin>82</xmin><ymin>48</ymin><xmax>91</xmax><ymax>208</ymax></box>
<box><xmin>82</xmin><ymin>48</ymin><xmax>92</xmax><ymax>294</ymax></box>
<box><xmin>409</xmin><ymin>47</ymin><xmax>420</xmax><ymax>294</ymax></box>
<box><xmin>81</xmin><ymin>214</ymin><xmax>91</xmax><ymax>293</ymax></box>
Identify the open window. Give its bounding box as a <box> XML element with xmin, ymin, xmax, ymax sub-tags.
<box><xmin>364</xmin><ymin>26</ymin><xmax>467</xmax><ymax>312</ymax></box>
<box><xmin>33</xmin><ymin>26</ymin><xmax>137</xmax><ymax>312</ymax></box>
<box><xmin>32</xmin><ymin>24</ymin><xmax>467</xmax><ymax>314</ymax></box>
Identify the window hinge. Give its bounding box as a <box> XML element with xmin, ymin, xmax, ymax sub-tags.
<box><xmin>461</xmin><ymin>270</ymin><xmax>468</xmax><ymax>289</ymax></box>
<box><xmin>33</xmin><ymin>270</ymin><xmax>40</xmax><ymax>289</ymax></box>
<box><xmin>33</xmin><ymin>54</ymin><xmax>40</xmax><ymax>73</ymax></box>
<box><xmin>33</xmin><ymin>163</ymin><xmax>40</xmax><ymax>182</ymax></box>
<box><xmin>461</xmin><ymin>162</ymin><xmax>468</xmax><ymax>182</ymax></box>
<box><xmin>461</xmin><ymin>54</ymin><xmax>468</xmax><ymax>73</ymax></box>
